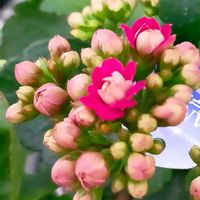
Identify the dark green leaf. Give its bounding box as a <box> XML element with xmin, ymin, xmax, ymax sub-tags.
<box><xmin>0</xmin><ymin>0</ymin><xmax>69</xmax><ymax>59</ymax></box>
<box><xmin>40</xmin><ymin>0</ymin><xmax>90</xmax><ymax>15</ymax></box>
<box><xmin>0</xmin><ymin>92</ymin><xmax>25</xmax><ymax>200</ymax></box>
<box><xmin>158</xmin><ymin>0</ymin><xmax>200</xmax><ymax>45</ymax></box>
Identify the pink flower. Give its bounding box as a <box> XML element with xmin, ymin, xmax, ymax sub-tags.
<box><xmin>51</xmin><ymin>156</ymin><xmax>76</xmax><ymax>190</ymax></box>
<box><xmin>69</xmin><ymin>105</ymin><xmax>96</xmax><ymax>126</ymax></box>
<box><xmin>52</xmin><ymin>118</ymin><xmax>80</xmax><ymax>150</ymax></box>
<box><xmin>127</xmin><ymin>153</ymin><xmax>155</xmax><ymax>181</ymax></box>
<box><xmin>15</xmin><ymin>61</ymin><xmax>41</xmax><ymax>86</ymax></box>
<box><xmin>75</xmin><ymin>152</ymin><xmax>109</xmax><ymax>190</ymax></box>
<box><xmin>81</xmin><ymin>58</ymin><xmax>145</xmax><ymax>120</ymax></box>
<box><xmin>33</xmin><ymin>83</ymin><xmax>68</xmax><ymax>116</ymax></box>
<box><xmin>120</xmin><ymin>17</ymin><xmax>176</xmax><ymax>56</ymax></box>
<box><xmin>190</xmin><ymin>176</ymin><xmax>200</xmax><ymax>200</ymax></box>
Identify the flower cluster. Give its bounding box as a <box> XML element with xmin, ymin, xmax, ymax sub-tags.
<box><xmin>5</xmin><ymin>16</ymin><xmax>200</xmax><ymax>200</ymax></box>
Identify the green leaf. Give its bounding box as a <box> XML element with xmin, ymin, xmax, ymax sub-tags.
<box><xmin>0</xmin><ymin>92</ymin><xmax>25</xmax><ymax>200</ymax></box>
<box><xmin>40</xmin><ymin>0</ymin><xmax>90</xmax><ymax>15</ymax></box>
<box><xmin>158</xmin><ymin>0</ymin><xmax>200</xmax><ymax>45</ymax></box>
<box><xmin>0</xmin><ymin>0</ymin><xmax>69</xmax><ymax>59</ymax></box>
<box><xmin>148</xmin><ymin>167</ymin><xmax>172</xmax><ymax>194</ymax></box>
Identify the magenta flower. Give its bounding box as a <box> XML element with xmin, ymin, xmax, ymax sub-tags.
<box><xmin>80</xmin><ymin>58</ymin><xmax>145</xmax><ymax>120</ymax></box>
<box><xmin>120</xmin><ymin>17</ymin><xmax>176</xmax><ymax>56</ymax></box>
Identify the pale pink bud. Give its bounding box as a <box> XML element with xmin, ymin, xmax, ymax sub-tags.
<box><xmin>181</xmin><ymin>64</ymin><xmax>200</xmax><ymax>89</ymax></box>
<box><xmin>34</xmin><ymin>83</ymin><xmax>68</xmax><ymax>116</ymax></box>
<box><xmin>128</xmin><ymin>180</ymin><xmax>148</xmax><ymax>199</ymax></box>
<box><xmin>51</xmin><ymin>156</ymin><xmax>76</xmax><ymax>189</ymax></box>
<box><xmin>130</xmin><ymin>133</ymin><xmax>153</xmax><ymax>152</ymax></box>
<box><xmin>127</xmin><ymin>153</ymin><xmax>155</xmax><ymax>181</ymax></box>
<box><xmin>48</xmin><ymin>35</ymin><xmax>71</xmax><ymax>58</ymax></box>
<box><xmin>15</xmin><ymin>61</ymin><xmax>41</xmax><ymax>86</ymax></box>
<box><xmin>82</xmin><ymin>6</ymin><xmax>93</xmax><ymax>17</ymax></box>
<box><xmin>6</xmin><ymin>102</ymin><xmax>27</xmax><ymax>123</ymax></box>
<box><xmin>105</xmin><ymin>0</ymin><xmax>123</xmax><ymax>12</ymax></box>
<box><xmin>52</xmin><ymin>118</ymin><xmax>80</xmax><ymax>150</ymax></box>
<box><xmin>67</xmin><ymin>74</ymin><xmax>90</xmax><ymax>101</ymax></box>
<box><xmin>73</xmin><ymin>192</ymin><xmax>92</xmax><ymax>200</ymax></box>
<box><xmin>16</xmin><ymin>86</ymin><xmax>35</xmax><ymax>104</ymax></box>
<box><xmin>69</xmin><ymin>105</ymin><xmax>96</xmax><ymax>126</ymax></box>
<box><xmin>60</xmin><ymin>51</ymin><xmax>80</xmax><ymax>68</ymax></box>
<box><xmin>75</xmin><ymin>152</ymin><xmax>109</xmax><ymax>190</ymax></box>
<box><xmin>171</xmin><ymin>84</ymin><xmax>192</xmax><ymax>103</ymax></box>
<box><xmin>152</xmin><ymin>97</ymin><xmax>187</xmax><ymax>126</ymax></box>
<box><xmin>110</xmin><ymin>141</ymin><xmax>128</xmax><ymax>160</ymax></box>
<box><xmin>146</xmin><ymin>73</ymin><xmax>163</xmax><ymax>89</ymax></box>
<box><xmin>91</xmin><ymin>0</ymin><xmax>105</xmax><ymax>12</ymax></box>
<box><xmin>137</xmin><ymin>114</ymin><xmax>157</xmax><ymax>133</ymax></box>
<box><xmin>136</xmin><ymin>29</ymin><xmax>164</xmax><ymax>55</ymax></box>
<box><xmin>68</xmin><ymin>12</ymin><xmax>84</xmax><ymax>29</ymax></box>
<box><xmin>91</xmin><ymin>29</ymin><xmax>123</xmax><ymax>56</ymax></box>
<box><xmin>175</xmin><ymin>42</ymin><xmax>200</xmax><ymax>65</ymax></box>
<box><xmin>43</xmin><ymin>129</ymin><xmax>64</xmax><ymax>153</ymax></box>
<box><xmin>190</xmin><ymin>176</ymin><xmax>200</xmax><ymax>200</ymax></box>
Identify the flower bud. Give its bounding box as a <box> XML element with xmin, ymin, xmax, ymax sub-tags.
<box><xmin>52</xmin><ymin>118</ymin><xmax>80</xmax><ymax>150</ymax></box>
<box><xmin>127</xmin><ymin>153</ymin><xmax>155</xmax><ymax>181</ymax></box>
<box><xmin>34</xmin><ymin>83</ymin><xmax>67</xmax><ymax>116</ymax></box>
<box><xmin>159</xmin><ymin>69</ymin><xmax>173</xmax><ymax>81</ymax></box>
<box><xmin>48</xmin><ymin>35</ymin><xmax>71</xmax><ymax>58</ymax></box>
<box><xmin>82</xmin><ymin>6</ymin><xmax>93</xmax><ymax>17</ymax></box>
<box><xmin>105</xmin><ymin>0</ymin><xmax>123</xmax><ymax>12</ymax></box>
<box><xmin>70</xmin><ymin>29</ymin><xmax>92</xmax><ymax>41</ymax></box>
<box><xmin>75</xmin><ymin>152</ymin><xmax>109</xmax><ymax>190</ymax></box>
<box><xmin>175</xmin><ymin>42</ymin><xmax>200</xmax><ymax>65</ymax></box>
<box><xmin>146</xmin><ymin>73</ymin><xmax>163</xmax><ymax>89</ymax></box>
<box><xmin>69</xmin><ymin>105</ymin><xmax>96</xmax><ymax>126</ymax></box>
<box><xmin>67</xmin><ymin>74</ymin><xmax>90</xmax><ymax>101</ymax></box>
<box><xmin>60</xmin><ymin>51</ymin><xmax>80</xmax><ymax>68</ymax></box>
<box><xmin>152</xmin><ymin>97</ymin><xmax>187</xmax><ymax>126</ymax></box>
<box><xmin>16</xmin><ymin>86</ymin><xmax>35</xmax><ymax>104</ymax></box>
<box><xmin>189</xmin><ymin>146</ymin><xmax>200</xmax><ymax>166</ymax></box>
<box><xmin>190</xmin><ymin>176</ymin><xmax>200</xmax><ymax>200</ymax></box>
<box><xmin>51</xmin><ymin>156</ymin><xmax>76</xmax><ymax>189</ymax></box>
<box><xmin>68</xmin><ymin>12</ymin><xmax>84</xmax><ymax>29</ymax></box>
<box><xmin>43</xmin><ymin>129</ymin><xmax>64</xmax><ymax>153</ymax></box>
<box><xmin>161</xmin><ymin>48</ymin><xmax>180</xmax><ymax>68</ymax></box>
<box><xmin>91</xmin><ymin>29</ymin><xmax>123</xmax><ymax>56</ymax></box>
<box><xmin>73</xmin><ymin>191</ymin><xmax>92</xmax><ymax>200</ymax></box>
<box><xmin>137</xmin><ymin>114</ymin><xmax>157</xmax><ymax>133</ymax></box>
<box><xmin>123</xmin><ymin>0</ymin><xmax>136</xmax><ymax>9</ymax></box>
<box><xmin>91</xmin><ymin>0</ymin><xmax>105</xmax><ymax>12</ymax></box>
<box><xmin>112</xmin><ymin>174</ymin><xmax>126</xmax><ymax>193</ymax></box>
<box><xmin>128</xmin><ymin>180</ymin><xmax>148</xmax><ymax>199</ymax></box>
<box><xmin>130</xmin><ymin>133</ymin><xmax>153</xmax><ymax>152</ymax></box>
<box><xmin>136</xmin><ymin>29</ymin><xmax>164</xmax><ymax>55</ymax></box>
<box><xmin>181</xmin><ymin>64</ymin><xmax>200</xmax><ymax>89</ymax></box>
<box><xmin>148</xmin><ymin>138</ymin><xmax>166</xmax><ymax>155</ymax></box>
<box><xmin>171</xmin><ymin>84</ymin><xmax>192</xmax><ymax>103</ymax></box>
<box><xmin>6</xmin><ymin>102</ymin><xmax>27</xmax><ymax>123</ymax></box>
<box><xmin>15</xmin><ymin>61</ymin><xmax>41</xmax><ymax>86</ymax></box>
<box><xmin>110</xmin><ymin>141</ymin><xmax>128</xmax><ymax>160</ymax></box>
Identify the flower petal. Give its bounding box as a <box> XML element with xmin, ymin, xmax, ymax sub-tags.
<box><xmin>161</xmin><ymin>24</ymin><xmax>172</xmax><ymax>39</ymax></box>
<box><xmin>120</xmin><ymin>24</ymin><xmax>135</xmax><ymax>48</ymax></box>
<box><xmin>126</xmin><ymin>81</ymin><xmax>146</xmax><ymax>98</ymax></box>
<box><xmin>111</xmin><ymin>99</ymin><xmax>137</xmax><ymax>109</ymax></box>
<box><xmin>123</xmin><ymin>61</ymin><xmax>137</xmax><ymax>80</ymax></box>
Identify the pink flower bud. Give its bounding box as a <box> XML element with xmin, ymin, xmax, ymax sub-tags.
<box><xmin>146</xmin><ymin>73</ymin><xmax>163</xmax><ymax>89</ymax></box>
<box><xmin>68</xmin><ymin>12</ymin><xmax>84</xmax><ymax>29</ymax></box>
<box><xmin>15</xmin><ymin>61</ymin><xmax>41</xmax><ymax>86</ymax></box>
<box><xmin>60</xmin><ymin>51</ymin><xmax>80</xmax><ymax>68</ymax></box>
<box><xmin>67</xmin><ymin>74</ymin><xmax>90</xmax><ymax>101</ymax></box>
<box><xmin>75</xmin><ymin>152</ymin><xmax>109</xmax><ymax>190</ymax></box>
<box><xmin>91</xmin><ymin>0</ymin><xmax>105</xmax><ymax>12</ymax></box>
<box><xmin>127</xmin><ymin>153</ymin><xmax>155</xmax><ymax>181</ymax></box>
<box><xmin>106</xmin><ymin>0</ymin><xmax>123</xmax><ymax>12</ymax></box>
<box><xmin>51</xmin><ymin>156</ymin><xmax>76</xmax><ymax>189</ymax></box>
<box><xmin>181</xmin><ymin>64</ymin><xmax>200</xmax><ymax>89</ymax></box>
<box><xmin>110</xmin><ymin>141</ymin><xmax>128</xmax><ymax>160</ymax></box>
<box><xmin>171</xmin><ymin>84</ymin><xmax>192</xmax><ymax>103</ymax></box>
<box><xmin>152</xmin><ymin>97</ymin><xmax>187</xmax><ymax>126</ymax></box>
<box><xmin>52</xmin><ymin>118</ymin><xmax>80</xmax><ymax>150</ymax></box>
<box><xmin>48</xmin><ymin>35</ymin><xmax>71</xmax><ymax>58</ymax></box>
<box><xmin>136</xmin><ymin>29</ymin><xmax>164</xmax><ymax>55</ymax></box>
<box><xmin>130</xmin><ymin>133</ymin><xmax>153</xmax><ymax>152</ymax></box>
<box><xmin>190</xmin><ymin>176</ymin><xmax>200</xmax><ymax>200</ymax></box>
<box><xmin>69</xmin><ymin>105</ymin><xmax>96</xmax><ymax>126</ymax></box>
<box><xmin>91</xmin><ymin>29</ymin><xmax>123</xmax><ymax>56</ymax></box>
<box><xmin>73</xmin><ymin>192</ymin><xmax>92</xmax><ymax>200</ymax></box>
<box><xmin>34</xmin><ymin>83</ymin><xmax>68</xmax><ymax>116</ymax></box>
<box><xmin>175</xmin><ymin>42</ymin><xmax>200</xmax><ymax>65</ymax></box>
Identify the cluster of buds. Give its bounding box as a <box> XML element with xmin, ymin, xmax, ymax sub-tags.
<box><xmin>141</xmin><ymin>0</ymin><xmax>159</xmax><ymax>16</ymax></box>
<box><xmin>5</xmin><ymin>15</ymin><xmax>200</xmax><ymax>200</ymax></box>
<box><xmin>67</xmin><ymin>0</ymin><xmax>136</xmax><ymax>40</ymax></box>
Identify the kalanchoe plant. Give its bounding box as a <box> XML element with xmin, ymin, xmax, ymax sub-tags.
<box><xmin>5</xmin><ymin>12</ymin><xmax>200</xmax><ymax>200</ymax></box>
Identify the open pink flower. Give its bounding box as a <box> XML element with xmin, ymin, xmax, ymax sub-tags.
<box><xmin>120</xmin><ymin>17</ymin><xmax>176</xmax><ymax>56</ymax></box>
<box><xmin>80</xmin><ymin>58</ymin><xmax>145</xmax><ymax>120</ymax></box>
